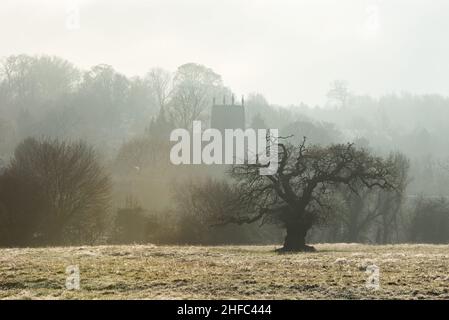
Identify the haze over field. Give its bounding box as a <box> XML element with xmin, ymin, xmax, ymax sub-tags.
<box><xmin>2</xmin><ymin>0</ymin><xmax>449</xmax><ymax>105</ymax></box>
<box><xmin>1</xmin><ymin>1</ymin><xmax>449</xmax><ymax>301</ymax></box>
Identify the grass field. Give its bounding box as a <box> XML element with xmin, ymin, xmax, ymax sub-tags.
<box><xmin>1</xmin><ymin>244</ymin><xmax>448</xmax><ymax>299</ymax></box>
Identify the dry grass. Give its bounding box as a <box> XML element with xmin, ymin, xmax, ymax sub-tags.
<box><xmin>1</xmin><ymin>244</ymin><xmax>448</xmax><ymax>300</ymax></box>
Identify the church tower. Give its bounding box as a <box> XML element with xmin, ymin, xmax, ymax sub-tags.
<box><xmin>210</xmin><ymin>95</ymin><xmax>245</xmax><ymax>131</ymax></box>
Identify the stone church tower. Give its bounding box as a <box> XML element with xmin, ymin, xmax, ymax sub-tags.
<box><xmin>210</xmin><ymin>95</ymin><xmax>245</xmax><ymax>131</ymax></box>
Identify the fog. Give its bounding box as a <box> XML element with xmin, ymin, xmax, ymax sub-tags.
<box><xmin>2</xmin><ymin>0</ymin><xmax>449</xmax><ymax>105</ymax></box>
<box><xmin>1</xmin><ymin>1</ymin><xmax>449</xmax><ymax>248</ymax></box>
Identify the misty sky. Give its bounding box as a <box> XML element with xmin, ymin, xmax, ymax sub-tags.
<box><xmin>1</xmin><ymin>0</ymin><xmax>449</xmax><ymax>106</ymax></box>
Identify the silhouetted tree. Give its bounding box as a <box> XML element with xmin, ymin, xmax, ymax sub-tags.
<box><xmin>225</xmin><ymin>138</ymin><xmax>399</xmax><ymax>252</ymax></box>
<box><xmin>171</xmin><ymin>178</ymin><xmax>280</xmax><ymax>245</ymax></box>
<box><xmin>327</xmin><ymin>80</ymin><xmax>350</xmax><ymax>109</ymax></box>
<box><xmin>409</xmin><ymin>197</ymin><xmax>449</xmax><ymax>243</ymax></box>
<box><xmin>0</xmin><ymin>117</ymin><xmax>16</xmax><ymax>155</ymax></box>
<box><xmin>146</xmin><ymin>67</ymin><xmax>173</xmax><ymax>112</ymax></box>
<box><xmin>337</xmin><ymin>152</ymin><xmax>409</xmax><ymax>243</ymax></box>
<box><xmin>0</xmin><ymin>169</ymin><xmax>47</xmax><ymax>246</ymax></box>
<box><xmin>0</xmin><ymin>138</ymin><xmax>111</xmax><ymax>245</ymax></box>
<box><xmin>169</xmin><ymin>63</ymin><xmax>229</xmax><ymax>129</ymax></box>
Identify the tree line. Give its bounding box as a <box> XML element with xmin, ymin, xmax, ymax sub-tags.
<box><xmin>1</xmin><ymin>54</ymin><xmax>449</xmax><ymax>249</ymax></box>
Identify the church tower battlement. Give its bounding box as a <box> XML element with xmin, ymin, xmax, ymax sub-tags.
<box><xmin>210</xmin><ymin>95</ymin><xmax>245</xmax><ymax>131</ymax></box>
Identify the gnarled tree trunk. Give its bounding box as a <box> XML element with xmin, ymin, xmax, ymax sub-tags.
<box><xmin>279</xmin><ymin>210</ymin><xmax>316</xmax><ymax>252</ymax></box>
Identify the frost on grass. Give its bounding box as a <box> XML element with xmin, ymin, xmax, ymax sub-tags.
<box><xmin>0</xmin><ymin>244</ymin><xmax>448</xmax><ymax>300</ymax></box>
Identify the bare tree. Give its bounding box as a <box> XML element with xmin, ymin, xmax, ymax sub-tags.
<box><xmin>0</xmin><ymin>55</ymin><xmax>79</xmax><ymax>112</ymax></box>
<box><xmin>169</xmin><ymin>63</ymin><xmax>225</xmax><ymax>129</ymax></box>
<box><xmin>335</xmin><ymin>152</ymin><xmax>409</xmax><ymax>243</ymax></box>
<box><xmin>115</xmin><ymin>134</ymin><xmax>170</xmax><ymax>173</ymax></box>
<box><xmin>410</xmin><ymin>197</ymin><xmax>449</xmax><ymax>243</ymax></box>
<box><xmin>5</xmin><ymin>138</ymin><xmax>111</xmax><ymax>244</ymax></box>
<box><xmin>172</xmin><ymin>178</ymin><xmax>247</xmax><ymax>244</ymax></box>
<box><xmin>327</xmin><ymin>80</ymin><xmax>350</xmax><ymax>109</ymax></box>
<box><xmin>0</xmin><ymin>117</ymin><xmax>16</xmax><ymax>155</ymax></box>
<box><xmin>146</xmin><ymin>67</ymin><xmax>173</xmax><ymax>112</ymax></box>
<box><xmin>224</xmin><ymin>138</ymin><xmax>399</xmax><ymax>252</ymax></box>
